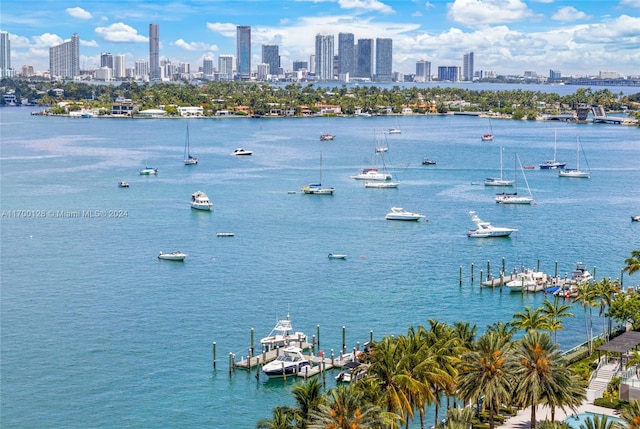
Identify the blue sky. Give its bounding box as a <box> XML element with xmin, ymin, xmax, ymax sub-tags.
<box><xmin>1</xmin><ymin>0</ymin><xmax>639</xmax><ymax>77</ymax></box>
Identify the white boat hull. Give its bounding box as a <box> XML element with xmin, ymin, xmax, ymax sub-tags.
<box><xmin>495</xmin><ymin>193</ymin><xmax>533</xmax><ymax>204</ymax></box>
<box><xmin>559</xmin><ymin>170</ymin><xmax>590</xmax><ymax>178</ymax></box>
<box><xmin>365</xmin><ymin>181</ymin><xmax>399</xmax><ymax>188</ymax></box>
<box><xmin>484</xmin><ymin>179</ymin><xmax>514</xmax><ymax>187</ymax></box>
<box><xmin>385</xmin><ymin>207</ymin><xmax>425</xmax><ymax>221</ymax></box>
<box><xmin>158</xmin><ymin>252</ymin><xmax>187</xmax><ymax>261</ymax></box>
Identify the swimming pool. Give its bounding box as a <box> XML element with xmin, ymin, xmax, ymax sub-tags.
<box><xmin>564</xmin><ymin>412</ymin><xmax>627</xmax><ymax>429</ymax></box>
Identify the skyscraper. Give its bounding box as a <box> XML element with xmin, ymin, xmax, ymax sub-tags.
<box><xmin>438</xmin><ymin>66</ymin><xmax>459</xmax><ymax>82</ymax></box>
<box><xmin>0</xmin><ymin>32</ymin><xmax>11</xmax><ymax>78</ymax></box>
<box><xmin>292</xmin><ymin>61</ymin><xmax>308</xmax><ymax>72</ymax></box>
<box><xmin>218</xmin><ymin>55</ymin><xmax>233</xmax><ymax>80</ymax></box>
<box><xmin>338</xmin><ymin>33</ymin><xmax>354</xmax><ymax>76</ymax></box>
<box><xmin>261</xmin><ymin>44</ymin><xmax>280</xmax><ymax>77</ymax></box>
<box><xmin>149</xmin><ymin>24</ymin><xmax>160</xmax><ymax>80</ymax></box>
<box><xmin>415</xmin><ymin>60</ymin><xmax>431</xmax><ymax>82</ymax></box>
<box><xmin>114</xmin><ymin>55</ymin><xmax>126</xmax><ymax>79</ymax></box>
<box><xmin>49</xmin><ymin>33</ymin><xmax>79</xmax><ymax>79</ymax></box>
<box><xmin>315</xmin><ymin>34</ymin><xmax>334</xmax><ymax>81</ymax></box>
<box><xmin>463</xmin><ymin>52</ymin><xmax>474</xmax><ymax>81</ymax></box>
<box><xmin>203</xmin><ymin>58</ymin><xmax>214</xmax><ymax>79</ymax></box>
<box><xmin>100</xmin><ymin>52</ymin><xmax>113</xmax><ymax>69</ymax></box>
<box><xmin>375</xmin><ymin>38</ymin><xmax>392</xmax><ymax>82</ymax></box>
<box><xmin>135</xmin><ymin>59</ymin><xmax>149</xmax><ymax>79</ymax></box>
<box><xmin>236</xmin><ymin>26</ymin><xmax>251</xmax><ymax>79</ymax></box>
<box><xmin>356</xmin><ymin>39</ymin><xmax>373</xmax><ymax>80</ymax></box>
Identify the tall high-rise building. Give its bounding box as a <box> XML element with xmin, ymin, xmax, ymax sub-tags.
<box><xmin>218</xmin><ymin>54</ymin><xmax>233</xmax><ymax>80</ymax></box>
<box><xmin>135</xmin><ymin>59</ymin><xmax>149</xmax><ymax>79</ymax></box>
<box><xmin>438</xmin><ymin>66</ymin><xmax>459</xmax><ymax>82</ymax></box>
<box><xmin>203</xmin><ymin>58</ymin><xmax>214</xmax><ymax>78</ymax></box>
<box><xmin>292</xmin><ymin>61</ymin><xmax>308</xmax><ymax>72</ymax></box>
<box><xmin>100</xmin><ymin>52</ymin><xmax>113</xmax><ymax>69</ymax></box>
<box><xmin>415</xmin><ymin>60</ymin><xmax>431</xmax><ymax>82</ymax></box>
<box><xmin>355</xmin><ymin>38</ymin><xmax>373</xmax><ymax>79</ymax></box>
<box><xmin>149</xmin><ymin>24</ymin><xmax>160</xmax><ymax>80</ymax></box>
<box><xmin>309</xmin><ymin>55</ymin><xmax>315</xmax><ymax>74</ymax></box>
<box><xmin>49</xmin><ymin>33</ymin><xmax>80</xmax><ymax>79</ymax></box>
<box><xmin>236</xmin><ymin>26</ymin><xmax>251</xmax><ymax>79</ymax></box>
<box><xmin>0</xmin><ymin>31</ymin><xmax>11</xmax><ymax>78</ymax></box>
<box><xmin>463</xmin><ymin>52</ymin><xmax>474</xmax><ymax>81</ymax></box>
<box><xmin>114</xmin><ymin>55</ymin><xmax>126</xmax><ymax>78</ymax></box>
<box><xmin>314</xmin><ymin>34</ymin><xmax>334</xmax><ymax>81</ymax></box>
<box><xmin>549</xmin><ymin>69</ymin><xmax>561</xmax><ymax>80</ymax></box>
<box><xmin>338</xmin><ymin>33</ymin><xmax>354</xmax><ymax>76</ymax></box>
<box><xmin>375</xmin><ymin>38</ymin><xmax>392</xmax><ymax>82</ymax></box>
<box><xmin>261</xmin><ymin>44</ymin><xmax>280</xmax><ymax>77</ymax></box>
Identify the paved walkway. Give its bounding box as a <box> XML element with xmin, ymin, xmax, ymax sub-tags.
<box><xmin>499</xmin><ymin>400</ymin><xmax>621</xmax><ymax>429</ymax></box>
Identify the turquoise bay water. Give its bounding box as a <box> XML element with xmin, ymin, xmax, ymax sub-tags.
<box><xmin>1</xmin><ymin>106</ymin><xmax>639</xmax><ymax>428</ymax></box>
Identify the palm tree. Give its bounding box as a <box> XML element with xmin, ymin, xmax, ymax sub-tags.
<box><xmin>512</xmin><ymin>331</ymin><xmax>576</xmax><ymax>429</ymax></box>
<box><xmin>540</xmin><ymin>299</ymin><xmax>574</xmax><ymax>344</ymax></box>
<box><xmin>574</xmin><ymin>282</ymin><xmax>597</xmax><ymax>354</ymax></box>
<box><xmin>627</xmin><ymin>351</ymin><xmax>640</xmax><ymax>378</ymax></box>
<box><xmin>307</xmin><ymin>384</ymin><xmax>399</xmax><ymax>429</ymax></box>
<box><xmin>256</xmin><ymin>406</ymin><xmax>297</xmax><ymax>429</ymax></box>
<box><xmin>623</xmin><ymin>250</ymin><xmax>640</xmax><ymax>276</ymax></box>
<box><xmin>593</xmin><ymin>278</ymin><xmax>620</xmax><ymax>341</ymax></box>
<box><xmin>457</xmin><ymin>331</ymin><xmax>514</xmax><ymax>429</ymax></box>
<box><xmin>513</xmin><ymin>305</ymin><xmax>548</xmax><ymax>332</ymax></box>
<box><xmin>290</xmin><ymin>378</ymin><xmax>324</xmax><ymax>428</ymax></box>
<box><xmin>620</xmin><ymin>400</ymin><xmax>640</xmax><ymax>429</ymax></box>
<box><xmin>579</xmin><ymin>414</ymin><xmax>625</xmax><ymax>429</ymax></box>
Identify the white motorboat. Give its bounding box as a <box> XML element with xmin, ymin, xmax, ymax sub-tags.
<box><xmin>365</xmin><ymin>181</ymin><xmax>399</xmax><ymax>189</ymax></box>
<box><xmin>118</xmin><ymin>181</ymin><xmax>129</xmax><ymax>188</ymax></box>
<box><xmin>320</xmin><ymin>133</ymin><xmax>335</xmax><ymax>141</ymax></box>
<box><xmin>231</xmin><ymin>148</ymin><xmax>253</xmax><ymax>156</ymax></box>
<box><xmin>570</xmin><ymin>262</ymin><xmax>593</xmax><ymax>284</ymax></box>
<box><xmin>385</xmin><ymin>207</ymin><xmax>426</xmax><ymax>221</ymax></box>
<box><xmin>335</xmin><ymin>361</ymin><xmax>366</xmax><ymax>383</ymax></box>
<box><xmin>260</xmin><ymin>315</ymin><xmax>307</xmax><ymax>353</ymax></box>
<box><xmin>467</xmin><ymin>211</ymin><xmax>517</xmax><ymax>238</ymax></box>
<box><xmin>216</xmin><ymin>232</ymin><xmax>235</xmax><ymax>237</ymax></box>
<box><xmin>388</xmin><ymin>128</ymin><xmax>401</xmax><ymax>135</ymax></box>
<box><xmin>191</xmin><ymin>191</ymin><xmax>213</xmax><ymax>211</ymax></box>
<box><xmin>350</xmin><ymin>168</ymin><xmax>392</xmax><ymax>181</ymax></box>
<box><xmin>505</xmin><ymin>270</ymin><xmax>548</xmax><ymax>292</ymax></box>
<box><xmin>158</xmin><ymin>251</ymin><xmax>187</xmax><ymax>261</ymax></box>
<box><xmin>559</xmin><ymin>138</ymin><xmax>591</xmax><ymax>178</ymax></box>
<box><xmin>422</xmin><ymin>157</ymin><xmax>436</xmax><ymax>165</ymax></box>
<box><xmin>139</xmin><ymin>166</ymin><xmax>158</xmax><ymax>175</ymax></box>
<box><xmin>632</xmin><ymin>215</ymin><xmax>640</xmax><ymax>222</ymax></box>
<box><xmin>261</xmin><ymin>346</ymin><xmax>311</xmax><ymax>378</ymax></box>
<box><xmin>328</xmin><ymin>253</ymin><xmax>347</xmax><ymax>259</ymax></box>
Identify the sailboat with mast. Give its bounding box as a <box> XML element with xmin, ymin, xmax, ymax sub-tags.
<box><xmin>365</xmin><ymin>134</ymin><xmax>399</xmax><ymax>188</ymax></box>
<box><xmin>485</xmin><ymin>146</ymin><xmax>514</xmax><ymax>187</ymax></box>
<box><xmin>495</xmin><ymin>153</ymin><xmax>534</xmax><ymax>204</ymax></box>
<box><xmin>559</xmin><ymin>137</ymin><xmax>591</xmax><ymax>178</ymax></box>
<box><xmin>481</xmin><ymin>118</ymin><xmax>493</xmax><ymax>141</ymax></box>
<box><xmin>539</xmin><ymin>129</ymin><xmax>566</xmax><ymax>169</ymax></box>
<box><xmin>183</xmin><ymin>124</ymin><xmax>198</xmax><ymax>165</ymax></box>
<box><xmin>301</xmin><ymin>151</ymin><xmax>334</xmax><ymax>195</ymax></box>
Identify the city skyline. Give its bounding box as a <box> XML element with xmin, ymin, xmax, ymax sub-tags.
<box><xmin>0</xmin><ymin>0</ymin><xmax>639</xmax><ymax>78</ymax></box>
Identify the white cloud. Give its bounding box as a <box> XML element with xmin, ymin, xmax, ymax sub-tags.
<box><xmin>620</xmin><ymin>0</ymin><xmax>640</xmax><ymax>7</ymax></box>
<box><xmin>552</xmin><ymin>6</ymin><xmax>590</xmax><ymax>22</ymax></box>
<box><xmin>412</xmin><ymin>11</ymin><xmax>423</xmax><ymax>17</ymax></box>
<box><xmin>447</xmin><ymin>0</ymin><xmax>535</xmax><ymax>26</ymax></box>
<box><xmin>66</xmin><ymin>7</ymin><xmax>92</xmax><ymax>20</ymax></box>
<box><xmin>173</xmin><ymin>39</ymin><xmax>219</xmax><ymax>52</ymax></box>
<box><xmin>425</xmin><ymin>1</ymin><xmax>436</xmax><ymax>8</ymax></box>
<box><xmin>337</xmin><ymin>0</ymin><xmax>394</xmax><ymax>14</ymax></box>
<box><xmin>32</xmin><ymin>33</ymin><xmax>64</xmax><ymax>47</ymax></box>
<box><xmin>206</xmin><ymin>22</ymin><xmax>237</xmax><ymax>37</ymax></box>
<box><xmin>94</xmin><ymin>23</ymin><xmax>148</xmax><ymax>43</ymax></box>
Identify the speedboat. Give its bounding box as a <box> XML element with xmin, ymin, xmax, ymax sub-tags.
<box><xmin>385</xmin><ymin>207</ymin><xmax>426</xmax><ymax>221</ymax></box>
<box><xmin>632</xmin><ymin>215</ymin><xmax>640</xmax><ymax>222</ymax></box>
<box><xmin>350</xmin><ymin>168</ymin><xmax>392</xmax><ymax>181</ymax></box>
<box><xmin>570</xmin><ymin>262</ymin><xmax>592</xmax><ymax>284</ymax></box>
<box><xmin>484</xmin><ymin>178</ymin><xmax>514</xmax><ymax>187</ymax></box>
<box><xmin>191</xmin><ymin>191</ymin><xmax>213</xmax><ymax>211</ymax></box>
<box><xmin>505</xmin><ymin>270</ymin><xmax>548</xmax><ymax>292</ymax></box>
<box><xmin>422</xmin><ymin>157</ymin><xmax>436</xmax><ymax>165</ymax></box>
<box><xmin>495</xmin><ymin>192</ymin><xmax>533</xmax><ymax>205</ymax></box>
<box><xmin>158</xmin><ymin>251</ymin><xmax>187</xmax><ymax>261</ymax></box>
<box><xmin>261</xmin><ymin>346</ymin><xmax>311</xmax><ymax>378</ymax></box>
<box><xmin>388</xmin><ymin>128</ymin><xmax>401</xmax><ymax>135</ymax></box>
<box><xmin>320</xmin><ymin>133</ymin><xmax>335</xmax><ymax>141</ymax></box>
<box><xmin>139</xmin><ymin>166</ymin><xmax>158</xmax><ymax>175</ymax></box>
<box><xmin>118</xmin><ymin>181</ymin><xmax>129</xmax><ymax>188</ymax></box>
<box><xmin>467</xmin><ymin>211</ymin><xmax>517</xmax><ymax>238</ymax></box>
<box><xmin>301</xmin><ymin>183</ymin><xmax>334</xmax><ymax>195</ymax></box>
<box><xmin>231</xmin><ymin>148</ymin><xmax>253</xmax><ymax>156</ymax></box>
<box><xmin>328</xmin><ymin>253</ymin><xmax>347</xmax><ymax>259</ymax></box>
<box><xmin>335</xmin><ymin>361</ymin><xmax>365</xmax><ymax>383</ymax></box>
<box><xmin>481</xmin><ymin>133</ymin><xmax>493</xmax><ymax>141</ymax></box>
<box><xmin>260</xmin><ymin>316</ymin><xmax>307</xmax><ymax>352</ymax></box>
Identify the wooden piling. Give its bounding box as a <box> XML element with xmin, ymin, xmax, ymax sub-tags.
<box><xmin>555</xmin><ymin>261</ymin><xmax>558</xmax><ymax>278</ymax></box>
<box><xmin>471</xmin><ymin>263</ymin><xmax>475</xmax><ymax>283</ymax></box>
<box><xmin>487</xmin><ymin>260</ymin><xmax>490</xmax><ymax>278</ymax></box>
<box><xmin>213</xmin><ymin>342</ymin><xmax>217</xmax><ymax>370</ymax></box>
<box><xmin>480</xmin><ymin>269</ymin><xmax>483</xmax><ymax>285</ymax></box>
<box><xmin>502</xmin><ymin>257</ymin><xmax>505</xmax><ymax>274</ymax></box>
<box><xmin>369</xmin><ymin>330</ymin><xmax>373</xmax><ymax>345</ymax></box>
<box><xmin>593</xmin><ymin>266</ymin><xmax>596</xmax><ymax>281</ymax></box>
<box><xmin>459</xmin><ymin>265</ymin><xmax>462</xmax><ymax>287</ymax></box>
<box><xmin>317</xmin><ymin>325</ymin><xmax>320</xmax><ymax>349</ymax></box>
<box><xmin>342</xmin><ymin>326</ymin><xmax>346</xmax><ymax>353</ymax></box>
<box><xmin>228</xmin><ymin>352</ymin><xmax>233</xmax><ymax>374</ymax></box>
<box><xmin>250</xmin><ymin>328</ymin><xmax>254</xmax><ymax>357</ymax></box>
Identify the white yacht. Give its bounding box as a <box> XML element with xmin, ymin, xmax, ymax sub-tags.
<box><xmin>260</xmin><ymin>316</ymin><xmax>307</xmax><ymax>353</ymax></box>
<box><xmin>385</xmin><ymin>207</ymin><xmax>426</xmax><ymax>221</ymax></box>
<box><xmin>505</xmin><ymin>270</ymin><xmax>548</xmax><ymax>292</ymax></box>
<box><xmin>139</xmin><ymin>166</ymin><xmax>158</xmax><ymax>175</ymax></box>
<box><xmin>261</xmin><ymin>347</ymin><xmax>311</xmax><ymax>378</ymax></box>
<box><xmin>467</xmin><ymin>211</ymin><xmax>517</xmax><ymax>238</ymax></box>
<box><xmin>350</xmin><ymin>168</ymin><xmax>392</xmax><ymax>181</ymax></box>
<box><xmin>231</xmin><ymin>148</ymin><xmax>253</xmax><ymax>156</ymax></box>
<box><xmin>158</xmin><ymin>251</ymin><xmax>187</xmax><ymax>261</ymax></box>
<box><xmin>191</xmin><ymin>191</ymin><xmax>213</xmax><ymax>211</ymax></box>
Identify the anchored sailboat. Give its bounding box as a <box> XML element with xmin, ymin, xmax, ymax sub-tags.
<box><xmin>183</xmin><ymin>124</ymin><xmax>198</xmax><ymax>165</ymax></box>
<box><xmin>540</xmin><ymin>129</ymin><xmax>566</xmax><ymax>170</ymax></box>
<box><xmin>495</xmin><ymin>153</ymin><xmax>534</xmax><ymax>205</ymax></box>
<box><xmin>485</xmin><ymin>146</ymin><xmax>514</xmax><ymax>187</ymax></box>
<box><xmin>559</xmin><ymin>137</ymin><xmax>591</xmax><ymax>178</ymax></box>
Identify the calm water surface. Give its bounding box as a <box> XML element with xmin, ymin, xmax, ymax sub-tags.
<box><xmin>1</xmin><ymin>106</ymin><xmax>639</xmax><ymax>428</ymax></box>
